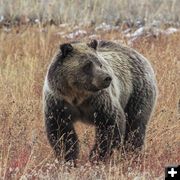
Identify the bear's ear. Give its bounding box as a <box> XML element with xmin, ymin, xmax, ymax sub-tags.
<box><xmin>87</xmin><ymin>39</ymin><xmax>98</xmax><ymax>50</ymax></box>
<box><xmin>60</xmin><ymin>43</ymin><xmax>73</xmax><ymax>58</ymax></box>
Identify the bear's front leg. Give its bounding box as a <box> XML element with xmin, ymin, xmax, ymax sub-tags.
<box><xmin>89</xmin><ymin>105</ymin><xmax>126</xmax><ymax>162</ymax></box>
<box><xmin>44</xmin><ymin>95</ymin><xmax>79</xmax><ymax>163</ymax></box>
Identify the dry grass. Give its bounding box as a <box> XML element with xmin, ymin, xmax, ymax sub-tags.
<box><xmin>0</xmin><ymin>25</ymin><xmax>179</xmax><ymax>180</ymax></box>
<box><xmin>0</xmin><ymin>0</ymin><xmax>180</xmax><ymax>25</ymax></box>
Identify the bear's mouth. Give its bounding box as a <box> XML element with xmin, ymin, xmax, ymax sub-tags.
<box><xmin>89</xmin><ymin>86</ymin><xmax>101</xmax><ymax>92</ymax></box>
<box><xmin>84</xmin><ymin>84</ymin><xmax>103</xmax><ymax>92</ymax></box>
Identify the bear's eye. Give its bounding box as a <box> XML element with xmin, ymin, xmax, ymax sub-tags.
<box><xmin>83</xmin><ymin>61</ymin><xmax>93</xmax><ymax>74</ymax></box>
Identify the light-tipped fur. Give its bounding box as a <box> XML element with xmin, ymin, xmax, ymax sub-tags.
<box><xmin>43</xmin><ymin>40</ymin><xmax>157</xmax><ymax>162</ymax></box>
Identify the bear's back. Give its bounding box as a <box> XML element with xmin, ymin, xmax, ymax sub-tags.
<box><xmin>96</xmin><ymin>40</ymin><xmax>157</xmax><ymax>108</ymax></box>
<box><xmin>97</xmin><ymin>40</ymin><xmax>156</xmax><ymax>82</ymax></box>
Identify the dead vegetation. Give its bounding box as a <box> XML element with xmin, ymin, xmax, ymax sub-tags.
<box><xmin>1</xmin><ymin>0</ymin><xmax>180</xmax><ymax>27</ymax></box>
<box><xmin>0</xmin><ymin>24</ymin><xmax>179</xmax><ymax>179</ymax></box>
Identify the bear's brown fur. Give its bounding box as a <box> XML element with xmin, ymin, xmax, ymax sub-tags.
<box><xmin>43</xmin><ymin>40</ymin><xmax>157</xmax><ymax>162</ymax></box>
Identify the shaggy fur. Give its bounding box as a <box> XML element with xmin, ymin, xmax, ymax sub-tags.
<box><xmin>43</xmin><ymin>40</ymin><xmax>157</xmax><ymax>162</ymax></box>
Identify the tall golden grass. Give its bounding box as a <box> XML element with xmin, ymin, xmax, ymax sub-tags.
<box><xmin>0</xmin><ymin>0</ymin><xmax>180</xmax><ymax>25</ymax></box>
<box><xmin>0</xmin><ymin>26</ymin><xmax>179</xmax><ymax>179</ymax></box>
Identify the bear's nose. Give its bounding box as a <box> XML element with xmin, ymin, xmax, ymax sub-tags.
<box><xmin>104</xmin><ymin>76</ymin><xmax>112</xmax><ymax>84</ymax></box>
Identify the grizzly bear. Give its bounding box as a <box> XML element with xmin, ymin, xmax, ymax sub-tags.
<box><xmin>43</xmin><ymin>40</ymin><xmax>157</xmax><ymax>162</ymax></box>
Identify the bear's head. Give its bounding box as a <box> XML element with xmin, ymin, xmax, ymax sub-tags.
<box><xmin>47</xmin><ymin>40</ymin><xmax>112</xmax><ymax>105</ymax></box>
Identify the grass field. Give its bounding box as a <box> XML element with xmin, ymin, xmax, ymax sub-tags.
<box><xmin>1</xmin><ymin>0</ymin><xmax>180</xmax><ymax>26</ymax></box>
<box><xmin>0</xmin><ymin>24</ymin><xmax>179</xmax><ymax>179</ymax></box>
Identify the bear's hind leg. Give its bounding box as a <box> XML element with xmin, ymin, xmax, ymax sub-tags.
<box><xmin>124</xmin><ymin>87</ymin><xmax>156</xmax><ymax>151</ymax></box>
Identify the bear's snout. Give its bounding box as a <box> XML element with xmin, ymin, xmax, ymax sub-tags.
<box><xmin>103</xmin><ymin>75</ymin><xmax>112</xmax><ymax>88</ymax></box>
<box><xmin>92</xmin><ymin>73</ymin><xmax>112</xmax><ymax>90</ymax></box>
